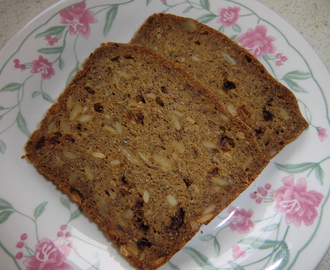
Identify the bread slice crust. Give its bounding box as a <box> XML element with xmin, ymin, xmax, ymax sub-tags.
<box><xmin>130</xmin><ymin>13</ymin><xmax>308</xmax><ymax>158</ymax></box>
<box><xmin>25</xmin><ymin>42</ymin><xmax>268</xmax><ymax>270</ymax></box>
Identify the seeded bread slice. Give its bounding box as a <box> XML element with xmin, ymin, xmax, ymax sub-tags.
<box><xmin>25</xmin><ymin>42</ymin><xmax>268</xmax><ymax>270</ymax></box>
<box><xmin>130</xmin><ymin>13</ymin><xmax>308</xmax><ymax>158</ymax></box>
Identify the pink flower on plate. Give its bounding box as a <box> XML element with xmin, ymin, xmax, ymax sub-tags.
<box><xmin>60</xmin><ymin>2</ymin><xmax>98</xmax><ymax>40</ymax></box>
<box><xmin>272</xmin><ymin>175</ymin><xmax>324</xmax><ymax>227</ymax></box>
<box><xmin>317</xmin><ymin>128</ymin><xmax>327</xmax><ymax>141</ymax></box>
<box><xmin>23</xmin><ymin>238</ymin><xmax>72</xmax><ymax>270</ymax></box>
<box><xmin>30</xmin><ymin>55</ymin><xmax>55</xmax><ymax>80</ymax></box>
<box><xmin>236</xmin><ymin>25</ymin><xmax>276</xmax><ymax>59</ymax></box>
<box><xmin>275</xmin><ymin>53</ymin><xmax>288</xmax><ymax>66</ymax></box>
<box><xmin>232</xmin><ymin>244</ymin><xmax>246</xmax><ymax>259</ymax></box>
<box><xmin>217</xmin><ymin>6</ymin><xmax>240</xmax><ymax>27</ymax></box>
<box><xmin>227</xmin><ymin>206</ymin><xmax>254</xmax><ymax>234</ymax></box>
<box><xmin>13</xmin><ymin>59</ymin><xmax>26</xmax><ymax>70</ymax></box>
<box><xmin>45</xmin><ymin>35</ymin><xmax>59</xmax><ymax>46</ymax></box>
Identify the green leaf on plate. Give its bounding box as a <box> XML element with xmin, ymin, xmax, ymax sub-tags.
<box><xmin>201</xmin><ymin>266</ymin><xmax>218</xmax><ymax>270</ymax></box>
<box><xmin>103</xmin><ymin>5</ymin><xmax>119</xmax><ymax>37</ymax></box>
<box><xmin>16</xmin><ymin>111</ymin><xmax>31</xmax><ymax>137</ymax></box>
<box><xmin>282</xmin><ymin>78</ymin><xmax>308</xmax><ymax>93</ymax></box>
<box><xmin>199</xmin><ymin>234</ymin><xmax>215</xmax><ymax>241</ymax></box>
<box><xmin>303</xmin><ymin>103</ymin><xmax>313</xmax><ymax>125</ymax></box>
<box><xmin>146</xmin><ymin>0</ymin><xmax>152</xmax><ymax>6</ymax></box>
<box><xmin>232</xmin><ymin>23</ymin><xmax>241</xmax><ymax>33</ymax></box>
<box><xmin>275</xmin><ymin>162</ymin><xmax>316</xmax><ymax>174</ymax></box>
<box><xmin>37</xmin><ymin>46</ymin><xmax>64</xmax><ymax>54</ymax></box>
<box><xmin>200</xmin><ymin>0</ymin><xmax>210</xmax><ymax>10</ymax></box>
<box><xmin>273</xmin><ymin>242</ymin><xmax>290</xmax><ymax>270</ymax></box>
<box><xmin>69</xmin><ymin>207</ymin><xmax>82</xmax><ymax>222</ymax></box>
<box><xmin>261</xmin><ymin>223</ymin><xmax>279</xmax><ymax>232</ymax></box>
<box><xmin>196</xmin><ymin>14</ymin><xmax>217</xmax><ymax>24</ymax></box>
<box><xmin>168</xmin><ymin>261</ymin><xmax>181</xmax><ymax>270</ymax></box>
<box><xmin>59</xmin><ymin>57</ymin><xmax>65</xmax><ymax>70</ymax></box>
<box><xmin>0</xmin><ymin>198</ymin><xmax>14</xmax><ymax>211</ymax></box>
<box><xmin>32</xmin><ymin>91</ymin><xmax>42</xmax><ymax>98</ymax></box>
<box><xmin>42</xmin><ymin>92</ymin><xmax>55</xmax><ymax>103</ymax></box>
<box><xmin>35</xmin><ymin>26</ymin><xmax>67</xmax><ymax>38</ymax></box>
<box><xmin>229</xmin><ymin>261</ymin><xmax>245</xmax><ymax>270</ymax></box>
<box><xmin>60</xmin><ymin>196</ymin><xmax>71</xmax><ymax>211</ymax></box>
<box><xmin>0</xmin><ymin>210</ymin><xmax>14</xmax><ymax>224</ymax></box>
<box><xmin>183</xmin><ymin>247</ymin><xmax>211</xmax><ymax>267</ymax></box>
<box><xmin>230</xmin><ymin>35</ymin><xmax>239</xmax><ymax>42</ymax></box>
<box><xmin>314</xmin><ymin>164</ymin><xmax>324</xmax><ymax>185</ymax></box>
<box><xmin>0</xmin><ymin>140</ymin><xmax>6</xmax><ymax>154</ymax></box>
<box><xmin>26</xmin><ymin>245</ymin><xmax>35</xmax><ymax>256</ymax></box>
<box><xmin>66</xmin><ymin>61</ymin><xmax>80</xmax><ymax>86</ymax></box>
<box><xmin>218</xmin><ymin>25</ymin><xmax>225</xmax><ymax>33</ymax></box>
<box><xmin>239</xmin><ymin>237</ymin><xmax>281</xmax><ymax>250</ymax></box>
<box><xmin>0</xmin><ymin>82</ymin><xmax>22</xmax><ymax>92</ymax></box>
<box><xmin>213</xmin><ymin>238</ymin><xmax>220</xmax><ymax>256</ymax></box>
<box><xmin>283</xmin><ymin>70</ymin><xmax>310</xmax><ymax>80</ymax></box>
<box><xmin>34</xmin><ymin>202</ymin><xmax>47</xmax><ymax>220</ymax></box>
<box><xmin>183</xmin><ymin>6</ymin><xmax>193</xmax><ymax>13</ymax></box>
<box><xmin>86</xmin><ymin>260</ymin><xmax>100</xmax><ymax>270</ymax></box>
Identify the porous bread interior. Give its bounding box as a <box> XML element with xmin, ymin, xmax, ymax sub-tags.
<box><xmin>130</xmin><ymin>13</ymin><xmax>308</xmax><ymax>158</ymax></box>
<box><xmin>25</xmin><ymin>43</ymin><xmax>268</xmax><ymax>270</ymax></box>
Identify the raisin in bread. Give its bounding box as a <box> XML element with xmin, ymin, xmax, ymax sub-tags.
<box><xmin>130</xmin><ymin>13</ymin><xmax>308</xmax><ymax>158</ymax></box>
<box><xmin>25</xmin><ymin>42</ymin><xmax>268</xmax><ymax>270</ymax></box>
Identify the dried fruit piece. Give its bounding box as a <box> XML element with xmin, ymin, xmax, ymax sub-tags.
<box><xmin>262</xmin><ymin>107</ymin><xmax>274</xmax><ymax>121</ymax></box>
<box><xmin>137</xmin><ymin>238</ymin><xmax>152</xmax><ymax>251</ymax></box>
<box><xmin>128</xmin><ymin>111</ymin><xmax>144</xmax><ymax>125</ymax></box>
<box><xmin>155</xmin><ymin>97</ymin><xmax>165</xmax><ymax>107</ymax></box>
<box><xmin>94</xmin><ymin>103</ymin><xmax>104</xmax><ymax>113</ymax></box>
<box><xmin>170</xmin><ymin>208</ymin><xmax>185</xmax><ymax>229</ymax></box>
<box><xmin>219</xmin><ymin>135</ymin><xmax>235</xmax><ymax>152</ymax></box>
<box><xmin>223</xmin><ymin>81</ymin><xmax>236</xmax><ymax>91</ymax></box>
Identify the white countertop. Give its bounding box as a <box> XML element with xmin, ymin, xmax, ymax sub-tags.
<box><xmin>1</xmin><ymin>0</ymin><xmax>329</xmax><ymax>269</ymax></box>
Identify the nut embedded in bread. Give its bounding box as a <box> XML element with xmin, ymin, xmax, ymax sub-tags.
<box><xmin>25</xmin><ymin>42</ymin><xmax>268</xmax><ymax>270</ymax></box>
<box><xmin>130</xmin><ymin>13</ymin><xmax>308</xmax><ymax>158</ymax></box>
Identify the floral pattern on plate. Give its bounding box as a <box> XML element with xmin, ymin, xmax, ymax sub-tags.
<box><xmin>0</xmin><ymin>0</ymin><xmax>329</xmax><ymax>270</ymax></box>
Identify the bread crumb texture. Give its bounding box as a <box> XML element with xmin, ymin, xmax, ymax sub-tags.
<box><xmin>130</xmin><ymin>13</ymin><xmax>308</xmax><ymax>159</ymax></box>
<box><xmin>25</xmin><ymin>42</ymin><xmax>269</xmax><ymax>270</ymax></box>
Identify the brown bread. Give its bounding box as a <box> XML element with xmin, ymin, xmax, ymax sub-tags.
<box><xmin>130</xmin><ymin>13</ymin><xmax>308</xmax><ymax>158</ymax></box>
<box><xmin>25</xmin><ymin>42</ymin><xmax>268</xmax><ymax>270</ymax></box>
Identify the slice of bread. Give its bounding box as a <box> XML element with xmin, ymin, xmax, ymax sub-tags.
<box><xmin>130</xmin><ymin>13</ymin><xmax>308</xmax><ymax>158</ymax></box>
<box><xmin>25</xmin><ymin>42</ymin><xmax>268</xmax><ymax>270</ymax></box>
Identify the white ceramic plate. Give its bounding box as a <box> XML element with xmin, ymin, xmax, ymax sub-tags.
<box><xmin>0</xmin><ymin>0</ymin><xmax>329</xmax><ymax>269</ymax></box>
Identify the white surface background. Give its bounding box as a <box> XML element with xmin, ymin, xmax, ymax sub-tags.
<box><xmin>0</xmin><ymin>0</ymin><xmax>329</xmax><ymax>269</ymax></box>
